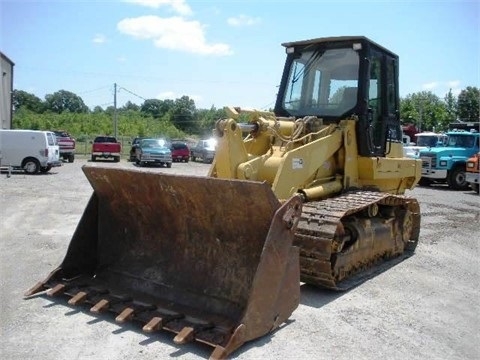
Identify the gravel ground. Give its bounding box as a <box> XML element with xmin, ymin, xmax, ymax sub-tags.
<box><xmin>1</xmin><ymin>157</ymin><xmax>479</xmax><ymax>360</ymax></box>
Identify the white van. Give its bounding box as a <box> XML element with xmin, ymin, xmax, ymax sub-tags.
<box><xmin>0</xmin><ymin>129</ymin><xmax>62</xmax><ymax>174</ymax></box>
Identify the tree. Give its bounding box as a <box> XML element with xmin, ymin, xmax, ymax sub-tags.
<box><xmin>12</xmin><ymin>90</ymin><xmax>45</xmax><ymax>113</ymax></box>
<box><xmin>457</xmin><ymin>86</ymin><xmax>479</xmax><ymax>122</ymax></box>
<box><xmin>121</xmin><ymin>101</ymin><xmax>140</xmax><ymax>112</ymax></box>
<box><xmin>93</xmin><ymin>106</ymin><xmax>104</xmax><ymax>113</ymax></box>
<box><xmin>171</xmin><ymin>96</ymin><xmax>196</xmax><ymax>132</ymax></box>
<box><xmin>400</xmin><ymin>91</ymin><xmax>448</xmax><ymax>131</ymax></box>
<box><xmin>196</xmin><ymin>106</ymin><xmax>226</xmax><ymax>136</ymax></box>
<box><xmin>140</xmin><ymin>99</ymin><xmax>173</xmax><ymax>118</ymax></box>
<box><xmin>44</xmin><ymin>90</ymin><xmax>89</xmax><ymax>113</ymax></box>
<box><xmin>444</xmin><ymin>89</ymin><xmax>458</xmax><ymax>122</ymax></box>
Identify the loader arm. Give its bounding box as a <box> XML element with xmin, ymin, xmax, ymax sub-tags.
<box><xmin>210</xmin><ymin>110</ymin><xmax>354</xmax><ymax>201</ymax></box>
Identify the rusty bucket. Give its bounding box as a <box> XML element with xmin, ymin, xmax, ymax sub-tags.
<box><xmin>25</xmin><ymin>165</ymin><xmax>302</xmax><ymax>359</ymax></box>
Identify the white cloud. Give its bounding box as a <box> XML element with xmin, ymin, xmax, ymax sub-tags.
<box><xmin>422</xmin><ymin>82</ymin><xmax>438</xmax><ymax>91</ymax></box>
<box><xmin>92</xmin><ymin>34</ymin><xmax>107</xmax><ymax>44</ymax></box>
<box><xmin>157</xmin><ymin>91</ymin><xmax>176</xmax><ymax>99</ymax></box>
<box><xmin>117</xmin><ymin>16</ymin><xmax>233</xmax><ymax>56</ymax></box>
<box><xmin>451</xmin><ymin>88</ymin><xmax>462</xmax><ymax>96</ymax></box>
<box><xmin>227</xmin><ymin>14</ymin><xmax>261</xmax><ymax>27</ymax></box>
<box><xmin>422</xmin><ymin>81</ymin><xmax>462</xmax><ymax>97</ymax></box>
<box><xmin>124</xmin><ymin>0</ymin><xmax>193</xmax><ymax>16</ymax></box>
<box><xmin>447</xmin><ymin>80</ymin><xmax>460</xmax><ymax>88</ymax></box>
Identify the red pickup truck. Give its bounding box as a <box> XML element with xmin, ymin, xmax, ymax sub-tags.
<box><xmin>53</xmin><ymin>130</ymin><xmax>76</xmax><ymax>163</ymax></box>
<box><xmin>91</xmin><ymin>136</ymin><xmax>121</xmax><ymax>162</ymax></box>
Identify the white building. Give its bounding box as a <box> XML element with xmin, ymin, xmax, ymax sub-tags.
<box><xmin>1</xmin><ymin>52</ymin><xmax>14</xmax><ymax>129</ymax></box>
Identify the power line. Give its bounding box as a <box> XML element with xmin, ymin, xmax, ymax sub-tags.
<box><xmin>117</xmin><ymin>85</ymin><xmax>147</xmax><ymax>101</ymax></box>
<box><xmin>77</xmin><ymin>85</ymin><xmax>111</xmax><ymax>95</ymax></box>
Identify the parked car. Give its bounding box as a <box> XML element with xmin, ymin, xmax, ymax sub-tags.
<box><xmin>190</xmin><ymin>139</ymin><xmax>217</xmax><ymax>163</ymax></box>
<box><xmin>135</xmin><ymin>138</ymin><xmax>172</xmax><ymax>168</ymax></box>
<box><xmin>170</xmin><ymin>141</ymin><xmax>190</xmax><ymax>162</ymax></box>
<box><xmin>53</xmin><ymin>130</ymin><xmax>76</xmax><ymax>163</ymax></box>
<box><xmin>129</xmin><ymin>137</ymin><xmax>146</xmax><ymax>162</ymax></box>
<box><xmin>91</xmin><ymin>136</ymin><xmax>121</xmax><ymax>162</ymax></box>
<box><xmin>0</xmin><ymin>129</ymin><xmax>61</xmax><ymax>174</ymax></box>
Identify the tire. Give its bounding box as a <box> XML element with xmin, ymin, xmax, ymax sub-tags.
<box><xmin>91</xmin><ymin>155</ymin><xmax>97</xmax><ymax>162</ymax></box>
<box><xmin>418</xmin><ymin>177</ymin><xmax>431</xmax><ymax>187</ymax></box>
<box><xmin>114</xmin><ymin>156</ymin><xmax>120</xmax><ymax>163</ymax></box>
<box><xmin>470</xmin><ymin>183</ymin><xmax>479</xmax><ymax>194</ymax></box>
<box><xmin>166</xmin><ymin>163</ymin><xmax>172</xmax><ymax>168</ymax></box>
<box><xmin>23</xmin><ymin>158</ymin><xmax>40</xmax><ymax>174</ymax></box>
<box><xmin>40</xmin><ymin>165</ymin><xmax>52</xmax><ymax>173</ymax></box>
<box><xmin>135</xmin><ymin>158</ymin><xmax>140</xmax><ymax>165</ymax></box>
<box><xmin>68</xmin><ymin>154</ymin><xmax>74</xmax><ymax>163</ymax></box>
<box><xmin>447</xmin><ymin>166</ymin><xmax>469</xmax><ymax>190</ymax></box>
<box><xmin>191</xmin><ymin>155</ymin><xmax>196</xmax><ymax>162</ymax></box>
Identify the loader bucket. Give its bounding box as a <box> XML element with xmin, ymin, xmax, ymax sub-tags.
<box><xmin>25</xmin><ymin>165</ymin><xmax>302</xmax><ymax>359</ymax></box>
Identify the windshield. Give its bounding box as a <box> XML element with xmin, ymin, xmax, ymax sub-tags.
<box><xmin>141</xmin><ymin>139</ymin><xmax>168</xmax><ymax>148</ymax></box>
<box><xmin>446</xmin><ymin>134</ymin><xmax>475</xmax><ymax>148</ymax></box>
<box><xmin>416</xmin><ymin>136</ymin><xmax>440</xmax><ymax>147</ymax></box>
<box><xmin>282</xmin><ymin>47</ymin><xmax>359</xmax><ymax>117</ymax></box>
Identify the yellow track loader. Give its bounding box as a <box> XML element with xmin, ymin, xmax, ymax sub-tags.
<box><xmin>25</xmin><ymin>36</ymin><xmax>421</xmax><ymax>359</ymax></box>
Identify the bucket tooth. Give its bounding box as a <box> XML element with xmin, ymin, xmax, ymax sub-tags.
<box><xmin>174</xmin><ymin>326</ymin><xmax>195</xmax><ymax>344</ymax></box>
<box><xmin>143</xmin><ymin>314</ymin><xmax>185</xmax><ymax>333</ymax></box>
<box><xmin>174</xmin><ymin>323</ymin><xmax>214</xmax><ymax>345</ymax></box>
<box><xmin>68</xmin><ymin>291</ymin><xmax>88</xmax><ymax>305</ymax></box>
<box><xmin>143</xmin><ymin>317</ymin><xmax>164</xmax><ymax>333</ymax></box>
<box><xmin>116</xmin><ymin>307</ymin><xmax>135</xmax><ymax>323</ymax></box>
<box><xmin>47</xmin><ymin>284</ymin><xmax>66</xmax><ymax>297</ymax></box>
<box><xmin>90</xmin><ymin>299</ymin><xmax>110</xmax><ymax>313</ymax></box>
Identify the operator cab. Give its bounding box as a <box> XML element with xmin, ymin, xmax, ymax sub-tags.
<box><xmin>274</xmin><ymin>36</ymin><xmax>401</xmax><ymax>157</ymax></box>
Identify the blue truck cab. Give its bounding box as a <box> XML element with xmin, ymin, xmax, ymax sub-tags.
<box><xmin>419</xmin><ymin>128</ymin><xmax>480</xmax><ymax>189</ymax></box>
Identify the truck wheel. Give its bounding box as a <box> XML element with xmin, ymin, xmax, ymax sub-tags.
<box><xmin>23</xmin><ymin>158</ymin><xmax>40</xmax><ymax>174</ymax></box>
<box><xmin>447</xmin><ymin>166</ymin><xmax>469</xmax><ymax>190</ymax></box>
<box><xmin>167</xmin><ymin>163</ymin><xmax>172</xmax><ymax>168</ymax></box>
<box><xmin>68</xmin><ymin>154</ymin><xmax>75</xmax><ymax>163</ymax></box>
<box><xmin>471</xmin><ymin>183</ymin><xmax>479</xmax><ymax>194</ymax></box>
<box><xmin>91</xmin><ymin>155</ymin><xmax>96</xmax><ymax>162</ymax></box>
<box><xmin>40</xmin><ymin>165</ymin><xmax>52</xmax><ymax>173</ymax></box>
<box><xmin>114</xmin><ymin>156</ymin><xmax>120</xmax><ymax>163</ymax></box>
<box><xmin>191</xmin><ymin>155</ymin><xmax>196</xmax><ymax>162</ymax></box>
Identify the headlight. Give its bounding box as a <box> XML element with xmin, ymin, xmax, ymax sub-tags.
<box><xmin>439</xmin><ymin>160</ymin><xmax>447</xmax><ymax>166</ymax></box>
<box><xmin>467</xmin><ymin>162</ymin><xmax>475</xmax><ymax>168</ymax></box>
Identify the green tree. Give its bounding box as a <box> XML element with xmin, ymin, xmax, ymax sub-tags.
<box><xmin>444</xmin><ymin>89</ymin><xmax>458</xmax><ymax>122</ymax></box>
<box><xmin>45</xmin><ymin>90</ymin><xmax>89</xmax><ymax>113</ymax></box>
<box><xmin>140</xmin><ymin>99</ymin><xmax>173</xmax><ymax>118</ymax></box>
<box><xmin>196</xmin><ymin>106</ymin><xmax>226</xmax><ymax>136</ymax></box>
<box><xmin>400</xmin><ymin>91</ymin><xmax>448</xmax><ymax>131</ymax></box>
<box><xmin>457</xmin><ymin>86</ymin><xmax>479</xmax><ymax>121</ymax></box>
<box><xmin>171</xmin><ymin>96</ymin><xmax>196</xmax><ymax>132</ymax></box>
<box><xmin>12</xmin><ymin>90</ymin><xmax>45</xmax><ymax>113</ymax></box>
<box><xmin>121</xmin><ymin>101</ymin><xmax>140</xmax><ymax>112</ymax></box>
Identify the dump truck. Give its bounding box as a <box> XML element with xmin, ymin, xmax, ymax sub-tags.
<box><xmin>25</xmin><ymin>36</ymin><xmax>421</xmax><ymax>359</ymax></box>
<box><xmin>466</xmin><ymin>152</ymin><xmax>480</xmax><ymax>193</ymax></box>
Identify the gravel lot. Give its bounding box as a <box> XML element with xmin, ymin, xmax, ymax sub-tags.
<box><xmin>1</xmin><ymin>157</ymin><xmax>479</xmax><ymax>360</ymax></box>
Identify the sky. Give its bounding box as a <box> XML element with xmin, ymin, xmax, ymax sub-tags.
<box><xmin>1</xmin><ymin>0</ymin><xmax>479</xmax><ymax>110</ymax></box>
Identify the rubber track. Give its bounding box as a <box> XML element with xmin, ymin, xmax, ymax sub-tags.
<box><xmin>294</xmin><ymin>190</ymin><xmax>420</xmax><ymax>290</ymax></box>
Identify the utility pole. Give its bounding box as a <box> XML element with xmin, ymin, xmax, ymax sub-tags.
<box><xmin>113</xmin><ymin>83</ymin><xmax>118</xmax><ymax>138</ymax></box>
